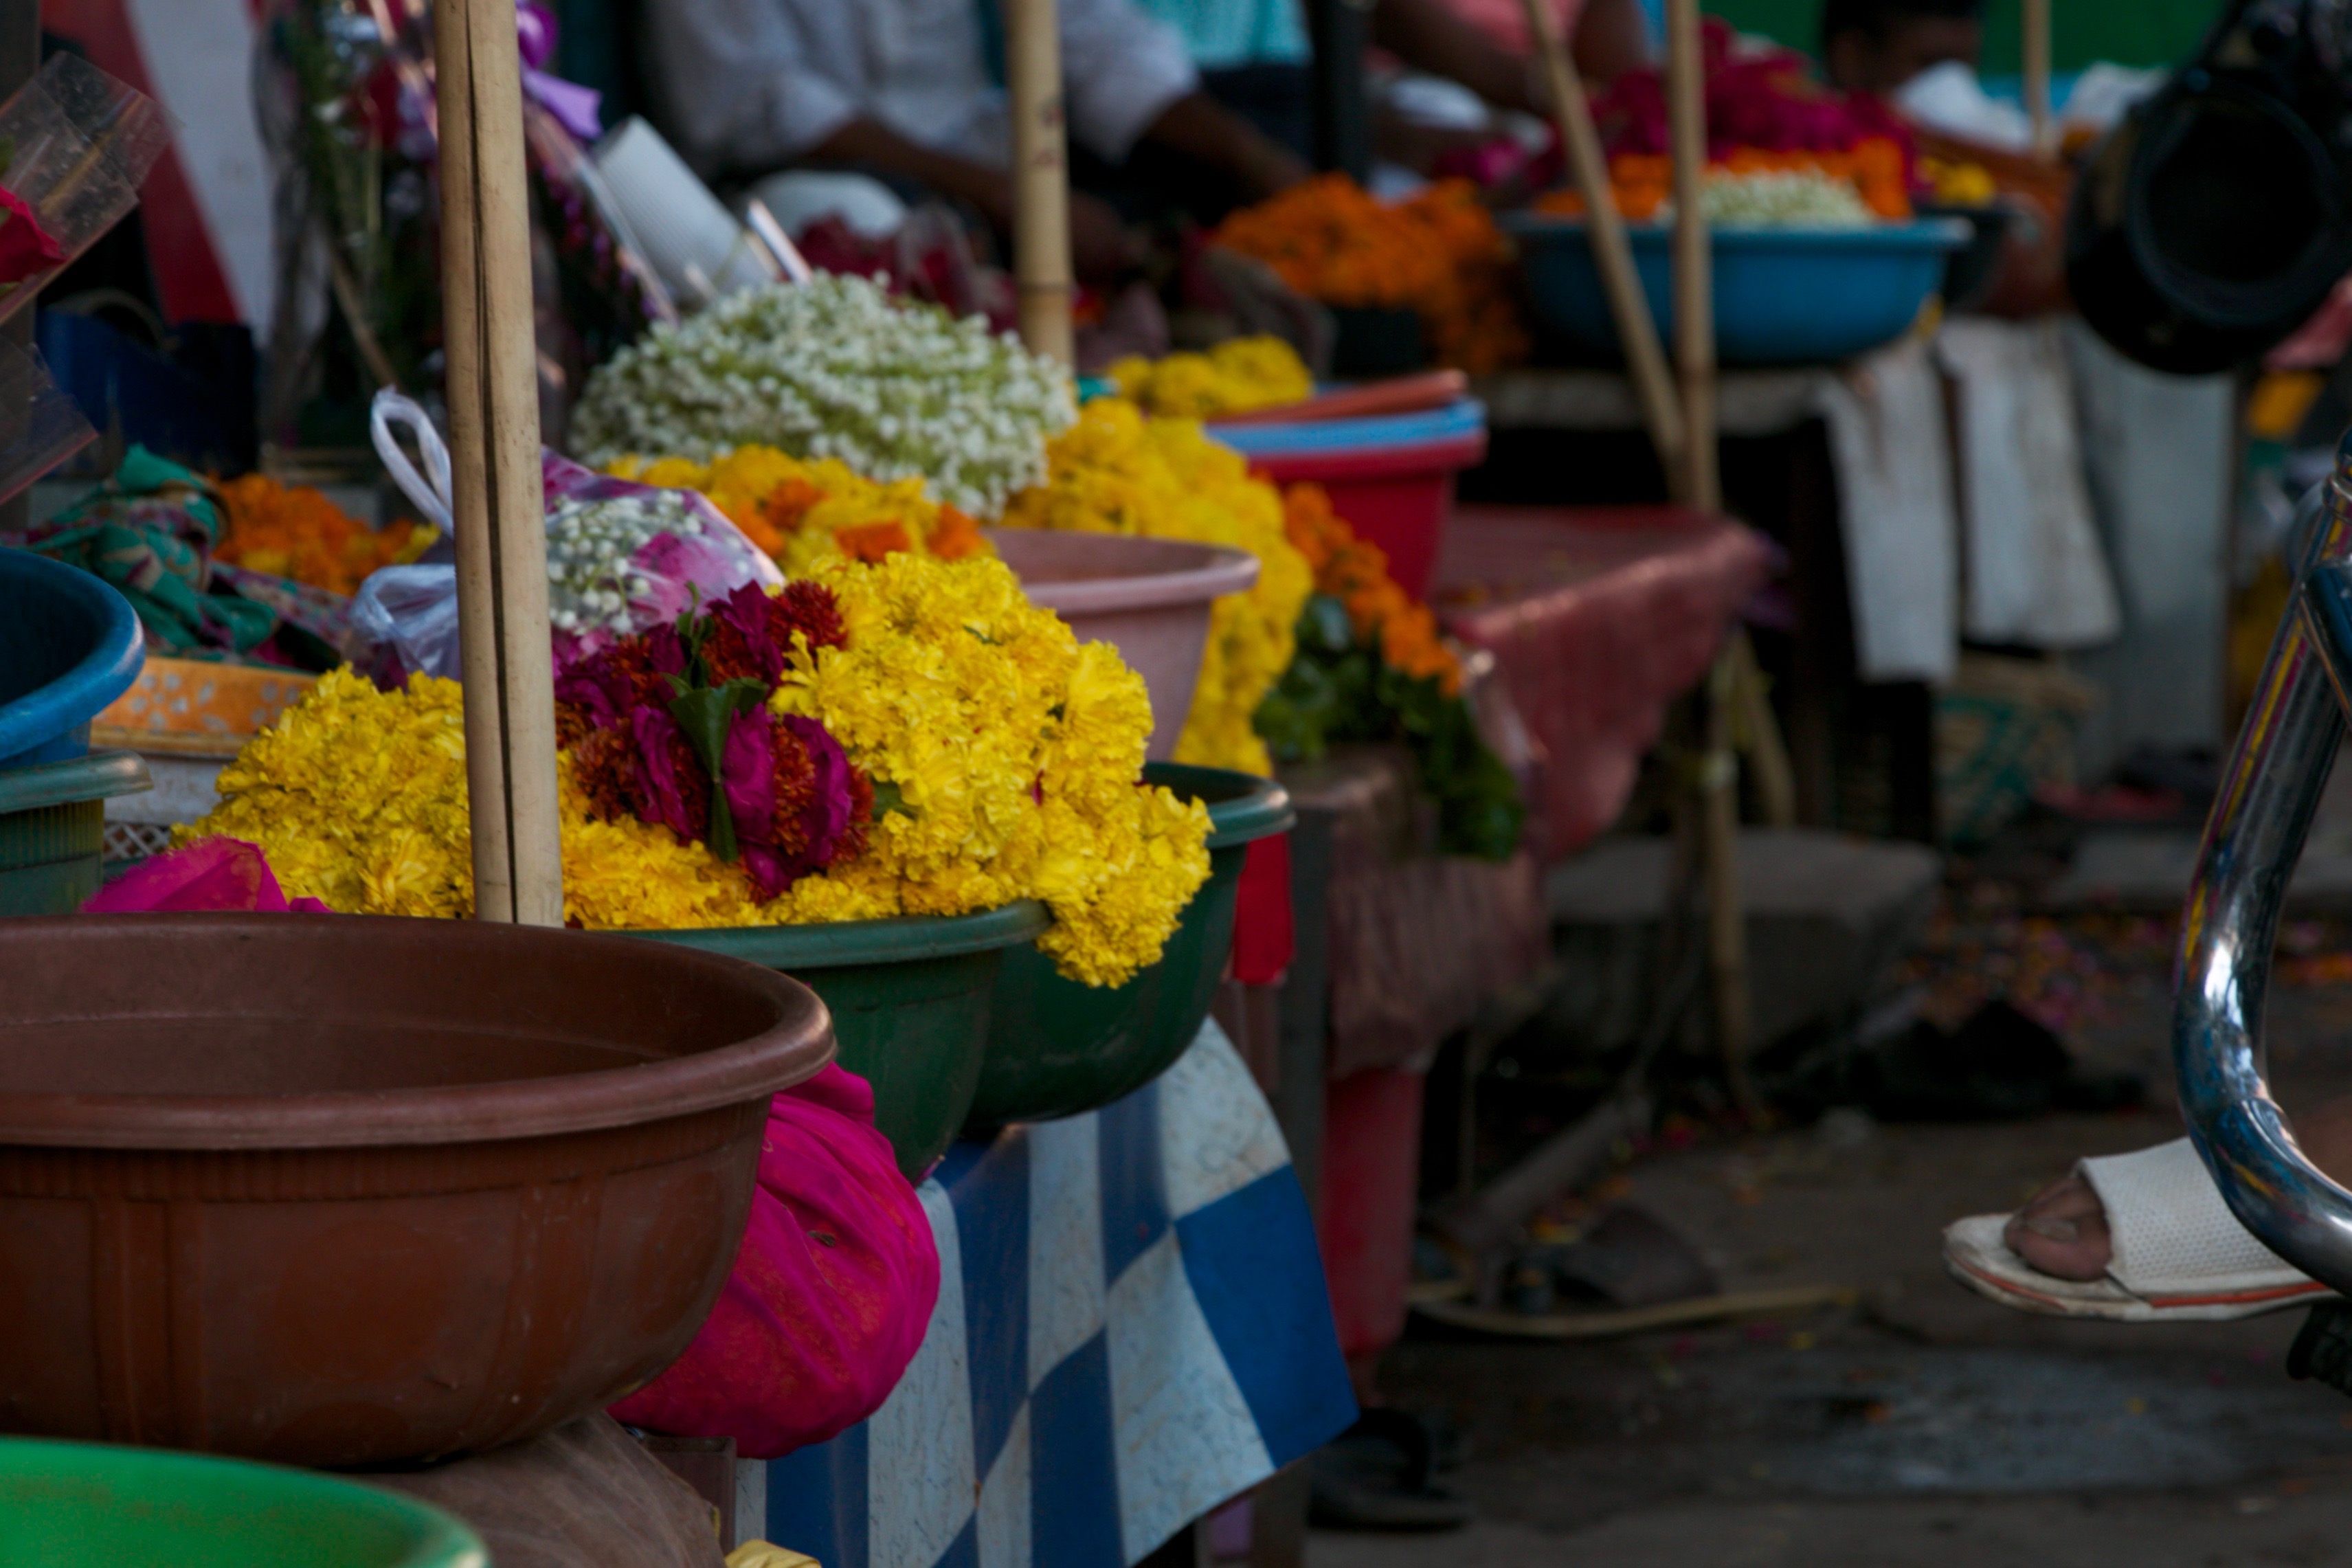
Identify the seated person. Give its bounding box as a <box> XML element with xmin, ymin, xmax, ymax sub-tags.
<box><xmin>646</xmin><ymin>0</ymin><xmax>1314</xmax><ymax>280</ymax></box>
<box><xmin>1819</xmin><ymin>0</ymin><xmax>1984</xmax><ymax>96</ymax></box>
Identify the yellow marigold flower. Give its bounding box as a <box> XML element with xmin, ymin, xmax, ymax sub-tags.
<box><xmin>999</xmin><ymin>399</ymin><xmax>1312</xmax><ymax>775</ymax></box>
<box><xmin>607</xmin><ymin>445</ymin><xmax>993</xmax><ymax>574</ymax></box>
<box><xmin>1113</xmin><ymin>337</ymin><xmax>1313</xmax><ymax>418</ymax></box>
<box><xmin>185</xmin><ymin>555</ymin><xmax>1211</xmax><ymax>987</ymax></box>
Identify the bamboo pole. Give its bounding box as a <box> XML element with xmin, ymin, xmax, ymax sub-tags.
<box><xmin>1520</xmin><ymin>0</ymin><xmax>1685</xmax><ymax>481</ymax></box>
<box><xmin>436</xmin><ymin>0</ymin><xmax>564</xmax><ymax>926</ymax></box>
<box><xmin>1663</xmin><ymin>0</ymin><xmax>1757</xmax><ymax>1117</ymax></box>
<box><xmin>2023</xmin><ymin>0</ymin><xmax>2054</xmax><ymax>156</ymax></box>
<box><xmin>1006</xmin><ymin>0</ymin><xmax>1075</xmax><ymax>364</ymax></box>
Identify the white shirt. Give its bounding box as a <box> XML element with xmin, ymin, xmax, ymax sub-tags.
<box><xmin>648</xmin><ymin>0</ymin><xmax>1200</xmax><ymax>177</ymax></box>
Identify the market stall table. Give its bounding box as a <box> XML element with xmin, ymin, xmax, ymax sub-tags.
<box><xmin>1433</xmin><ymin>502</ymin><xmax>1773</xmax><ymax>862</ymax></box>
<box><xmin>759</xmin><ymin>1021</ymin><xmax>1353</xmax><ymax>1568</ymax></box>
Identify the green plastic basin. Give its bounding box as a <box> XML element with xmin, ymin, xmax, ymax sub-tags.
<box><xmin>0</xmin><ymin>750</ymin><xmax>149</xmax><ymax>916</ymax></box>
<box><xmin>636</xmin><ymin>901</ymin><xmax>1051</xmax><ymax>1180</ymax></box>
<box><xmin>0</xmin><ymin>1437</ymin><xmax>484</xmax><ymax>1568</ymax></box>
<box><xmin>968</xmin><ymin>763</ymin><xmax>1295</xmax><ymax>1129</ymax></box>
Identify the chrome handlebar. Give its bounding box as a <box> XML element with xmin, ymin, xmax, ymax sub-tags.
<box><xmin>2177</xmin><ymin>450</ymin><xmax>2352</xmax><ymax>1291</ymax></box>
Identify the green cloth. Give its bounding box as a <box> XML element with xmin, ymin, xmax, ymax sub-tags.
<box><xmin>28</xmin><ymin>445</ymin><xmax>276</xmax><ymax>656</ymax></box>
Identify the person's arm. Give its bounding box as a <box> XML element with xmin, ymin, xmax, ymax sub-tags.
<box><xmin>1136</xmin><ymin>92</ymin><xmax>1314</xmax><ymax>201</ymax></box>
<box><xmin>807</xmin><ymin>119</ymin><xmax>1144</xmax><ymax>280</ymax></box>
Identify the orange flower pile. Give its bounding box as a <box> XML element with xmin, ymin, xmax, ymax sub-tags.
<box><xmin>1536</xmin><ymin>138</ymin><xmax>1913</xmax><ymax>222</ymax></box>
<box><xmin>1215</xmin><ymin>176</ymin><xmax>1527</xmax><ymax>374</ymax></box>
<box><xmin>1282</xmin><ymin>483</ymin><xmax>1459</xmax><ymax>695</ymax></box>
<box><xmin>214</xmin><ymin>473</ymin><xmax>425</xmax><ymax>596</ymax></box>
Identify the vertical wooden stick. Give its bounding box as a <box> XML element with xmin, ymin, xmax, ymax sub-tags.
<box><xmin>1006</xmin><ymin>0</ymin><xmax>1075</xmax><ymax>365</ymax></box>
<box><xmin>1664</xmin><ymin>0</ymin><xmax>1716</xmax><ymax>515</ymax></box>
<box><xmin>2023</xmin><ymin>0</ymin><xmax>2054</xmax><ymax>155</ymax></box>
<box><xmin>1521</xmin><ymin>0</ymin><xmax>1685</xmax><ymax>484</ymax></box>
<box><xmin>438</xmin><ymin>0</ymin><xmax>564</xmax><ymax>927</ymax></box>
<box><xmin>1663</xmin><ymin>0</ymin><xmax>1754</xmax><ymax>1115</ymax></box>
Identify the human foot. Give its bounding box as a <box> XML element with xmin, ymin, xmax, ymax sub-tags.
<box><xmin>2005</xmin><ymin>1099</ymin><xmax>2352</xmax><ymax>1282</ymax></box>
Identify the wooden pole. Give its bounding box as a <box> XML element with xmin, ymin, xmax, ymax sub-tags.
<box><xmin>1006</xmin><ymin>0</ymin><xmax>1075</xmax><ymax>365</ymax></box>
<box><xmin>436</xmin><ymin>0</ymin><xmax>564</xmax><ymax>926</ymax></box>
<box><xmin>1664</xmin><ymin>0</ymin><xmax>1716</xmax><ymax>515</ymax></box>
<box><xmin>1663</xmin><ymin>0</ymin><xmax>1757</xmax><ymax>1117</ymax></box>
<box><xmin>2023</xmin><ymin>0</ymin><xmax>2054</xmax><ymax>155</ymax></box>
<box><xmin>1520</xmin><ymin>0</ymin><xmax>1685</xmax><ymax>483</ymax></box>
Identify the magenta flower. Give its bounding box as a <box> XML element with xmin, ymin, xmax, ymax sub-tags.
<box><xmin>722</xmin><ymin>704</ymin><xmax>785</xmax><ymax>897</ymax></box>
<box><xmin>631</xmin><ymin>706</ymin><xmax>700</xmax><ymax>841</ymax></box>
<box><xmin>785</xmin><ymin>714</ymin><xmax>858</xmax><ymax>873</ymax></box>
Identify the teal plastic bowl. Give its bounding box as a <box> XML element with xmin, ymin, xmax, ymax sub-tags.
<box><xmin>1503</xmin><ymin>214</ymin><xmax>1971</xmax><ymax>366</ymax></box>
<box><xmin>968</xmin><ymin>763</ymin><xmax>1294</xmax><ymax>1128</ymax></box>
<box><xmin>0</xmin><ymin>1437</ymin><xmax>484</xmax><ymax>1568</ymax></box>
<box><xmin>637</xmin><ymin>901</ymin><xmax>1052</xmax><ymax>1180</ymax></box>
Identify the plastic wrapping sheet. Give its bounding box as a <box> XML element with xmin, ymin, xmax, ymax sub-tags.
<box><xmin>1284</xmin><ymin>747</ymin><xmax>1549</xmax><ymax>1080</ymax></box>
<box><xmin>1435</xmin><ymin>505</ymin><xmax>1771</xmax><ymax>863</ymax></box>
<box><xmin>363</xmin><ymin>1414</ymin><xmax>725</xmax><ymax>1568</ymax></box>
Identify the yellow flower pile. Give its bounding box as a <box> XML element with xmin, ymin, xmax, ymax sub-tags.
<box><xmin>1000</xmin><ymin>399</ymin><xmax>1313</xmax><ymax>776</ymax></box>
<box><xmin>613</xmin><ymin>446</ymin><xmax>988</xmax><ymax>576</ymax></box>
<box><xmin>183</xmin><ymin>555</ymin><xmax>1213</xmax><ymax>987</ymax></box>
<box><xmin>1109</xmin><ymin>337</ymin><xmax>1314</xmax><ymax>419</ymax></box>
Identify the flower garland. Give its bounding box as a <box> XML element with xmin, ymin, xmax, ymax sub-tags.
<box><xmin>998</xmin><ymin>399</ymin><xmax>1313</xmax><ymax>776</ymax></box>
<box><xmin>184</xmin><ymin>556</ymin><xmax>1212</xmax><ymax>987</ymax></box>
<box><xmin>614</xmin><ymin>445</ymin><xmax>988</xmax><ymax>576</ymax></box>
<box><xmin>1212</xmin><ymin>177</ymin><xmax>1527</xmax><ymax>374</ymax></box>
<box><xmin>214</xmin><ymin>473</ymin><xmax>430</xmax><ymax>597</ymax></box>
<box><xmin>568</xmin><ymin>274</ymin><xmax>1077</xmax><ymax>515</ymax></box>
<box><xmin>1109</xmin><ymin>337</ymin><xmax>1313</xmax><ymax>419</ymax></box>
<box><xmin>557</xmin><ymin>581</ymin><xmax>871</xmax><ymax>899</ymax></box>
<box><xmin>1257</xmin><ymin>485</ymin><xmax>1523</xmax><ymax>860</ymax></box>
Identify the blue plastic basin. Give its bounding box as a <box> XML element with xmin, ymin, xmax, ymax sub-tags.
<box><xmin>1208</xmin><ymin>399</ymin><xmax>1488</xmax><ymax>459</ymax></box>
<box><xmin>0</xmin><ymin>547</ymin><xmax>144</xmax><ymax>770</ymax></box>
<box><xmin>1503</xmin><ymin>215</ymin><xmax>1970</xmax><ymax>367</ymax></box>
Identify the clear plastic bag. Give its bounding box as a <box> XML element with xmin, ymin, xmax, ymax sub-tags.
<box><xmin>0</xmin><ymin>54</ymin><xmax>168</xmax><ymax>326</ymax></box>
<box><xmin>346</xmin><ymin>391</ymin><xmax>783</xmax><ymax>686</ymax></box>
<box><xmin>0</xmin><ymin>335</ymin><xmax>95</xmax><ymax>504</ymax></box>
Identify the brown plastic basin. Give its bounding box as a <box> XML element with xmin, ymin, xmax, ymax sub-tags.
<box><xmin>0</xmin><ymin>912</ymin><xmax>833</xmax><ymax>1468</ymax></box>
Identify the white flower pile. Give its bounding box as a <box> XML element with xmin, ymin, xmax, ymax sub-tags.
<box><xmin>569</xmin><ymin>274</ymin><xmax>1078</xmax><ymax>514</ymax></box>
<box><xmin>1685</xmin><ymin>169</ymin><xmax>1877</xmax><ymax>228</ymax></box>
<box><xmin>544</xmin><ymin>490</ymin><xmax>704</xmax><ymax>636</ymax></box>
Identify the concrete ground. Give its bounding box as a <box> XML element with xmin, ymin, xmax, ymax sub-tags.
<box><xmin>1310</xmin><ymin>895</ymin><xmax>2352</xmax><ymax>1566</ymax></box>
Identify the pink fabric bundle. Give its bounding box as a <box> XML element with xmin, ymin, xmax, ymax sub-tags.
<box><xmin>84</xmin><ymin>837</ymin><xmax>941</xmax><ymax>1459</ymax></box>
<box><xmin>609</xmin><ymin>1063</ymin><xmax>939</xmax><ymax>1457</ymax></box>
<box><xmin>82</xmin><ymin>836</ymin><xmax>333</xmax><ymax>914</ymax></box>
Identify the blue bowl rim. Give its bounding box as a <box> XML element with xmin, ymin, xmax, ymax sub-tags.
<box><xmin>0</xmin><ymin>548</ymin><xmax>145</xmax><ymax>764</ymax></box>
<box><xmin>1209</xmin><ymin>396</ymin><xmax>1488</xmax><ymax>456</ymax></box>
<box><xmin>1499</xmin><ymin>212</ymin><xmax>1973</xmax><ymax>253</ymax></box>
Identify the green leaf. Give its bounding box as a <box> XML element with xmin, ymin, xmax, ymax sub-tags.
<box><xmin>665</xmin><ymin>677</ymin><xmax>767</xmax><ymax>863</ymax></box>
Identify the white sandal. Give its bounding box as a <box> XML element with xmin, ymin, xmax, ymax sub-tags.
<box><xmin>1943</xmin><ymin>1136</ymin><xmax>2337</xmax><ymax>1321</ymax></box>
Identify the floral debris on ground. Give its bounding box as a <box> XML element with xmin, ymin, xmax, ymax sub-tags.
<box><xmin>568</xmin><ymin>274</ymin><xmax>1076</xmax><ymax>515</ymax></box>
<box><xmin>1000</xmin><ymin>398</ymin><xmax>1314</xmax><ymax>776</ymax></box>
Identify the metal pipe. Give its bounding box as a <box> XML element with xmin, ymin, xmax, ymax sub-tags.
<box><xmin>2177</xmin><ymin>437</ymin><xmax>2352</xmax><ymax>1289</ymax></box>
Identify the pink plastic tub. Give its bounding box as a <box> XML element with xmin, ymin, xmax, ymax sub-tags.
<box><xmin>987</xmin><ymin>529</ymin><xmax>1260</xmax><ymax>759</ymax></box>
<box><xmin>1212</xmin><ymin>401</ymin><xmax>1488</xmax><ymax>601</ymax></box>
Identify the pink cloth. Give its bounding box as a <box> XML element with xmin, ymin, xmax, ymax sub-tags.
<box><xmin>81</xmin><ymin>836</ymin><xmax>334</xmax><ymax>914</ymax></box>
<box><xmin>1436</xmin><ymin>506</ymin><xmax>1771</xmax><ymax>862</ymax></box>
<box><xmin>609</xmin><ymin>1064</ymin><xmax>939</xmax><ymax>1457</ymax></box>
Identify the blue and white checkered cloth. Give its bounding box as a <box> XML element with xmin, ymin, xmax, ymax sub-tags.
<box><xmin>759</xmin><ymin>1020</ymin><xmax>1356</xmax><ymax>1568</ymax></box>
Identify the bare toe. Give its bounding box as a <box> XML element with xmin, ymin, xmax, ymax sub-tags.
<box><xmin>2003</xmin><ymin>1174</ymin><xmax>2114</xmax><ymax>1282</ymax></box>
